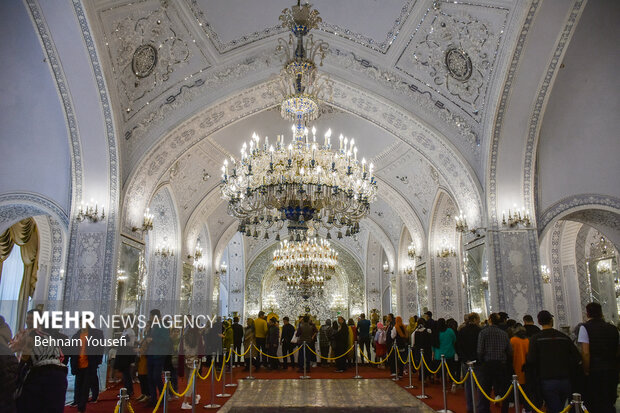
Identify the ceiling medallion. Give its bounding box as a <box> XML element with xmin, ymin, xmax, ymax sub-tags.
<box><xmin>445</xmin><ymin>47</ymin><xmax>472</xmax><ymax>81</ymax></box>
<box><xmin>221</xmin><ymin>1</ymin><xmax>377</xmax><ymax>241</ymax></box>
<box><xmin>132</xmin><ymin>44</ymin><xmax>158</xmax><ymax>78</ymax></box>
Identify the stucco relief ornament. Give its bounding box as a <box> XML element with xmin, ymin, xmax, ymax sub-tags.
<box><xmin>411</xmin><ymin>7</ymin><xmax>494</xmax><ymax>111</ymax></box>
<box><xmin>132</xmin><ymin>44</ymin><xmax>158</xmax><ymax>78</ymax></box>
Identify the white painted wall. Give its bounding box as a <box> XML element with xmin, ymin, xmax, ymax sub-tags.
<box><xmin>537</xmin><ymin>1</ymin><xmax>620</xmax><ymax>211</ymax></box>
<box><xmin>0</xmin><ymin>1</ymin><xmax>71</xmax><ymax>211</ymax></box>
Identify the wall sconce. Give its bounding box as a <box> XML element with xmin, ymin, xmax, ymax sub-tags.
<box><xmin>264</xmin><ymin>294</ymin><xmax>278</xmax><ymax>312</ymax></box>
<box><xmin>407</xmin><ymin>242</ymin><xmax>416</xmax><ymax>259</ymax></box>
<box><xmin>436</xmin><ymin>247</ymin><xmax>457</xmax><ymax>258</ymax></box>
<box><xmin>502</xmin><ymin>206</ymin><xmax>531</xmax><ymax>228</ymax></box>
<box><xmin>155</xmin><ymin>243</ymin><xmax>174</xmax><ymax>257</ymax></box>
<box><xmin>216</xmin><ymin>261</ymin><xmax>227</xmax><ymax>275</ymax></box>
<box><xmin>382</xmin><ymin>261</ymin><xmax>390</xmax><ymax>272</ymax></box>
<box><xmin>193</xmin><ymin>259</ymin><xmax>206</xmax><ymax>272</ymax></box>
<box><xmin>76</xmin><ymin>200</ymin><xmax>105</xmax><ymax>223</ymax></box>
<box><xmin>596</xmin><ymin>259</ymin><xmax>612</xmax><ymax>274</ymax></box>
<box><xmin>331</xmin><ymin>293</ymin><xmax>346</xmax><ymax>309</ymax></box>
<box><xmin>481</xmin><ymin>275</ymin><xmax>489</xmax><ymax>288</ymax></box>
<box><xmin>454</xmin><ymin>211</ymin><xmax>468</xmax><ymax>233</ymax></box>
<box><xmin>117</xmin><ymin>269</ymin><xmax>127</xmax><ymax>282</ymax></box>
<box><xmin>59</xmin><ymin>269</ymin><xmax>64</xmax><ymax>280</ymax></box>
<box><xmin>540</xmin><ymin>265</ymin><xmax>551</xmax><ymax>284</ymax></box>
<box><xmin>132</xmin><ymin>208</ymin><xmax>154</xmax><ymax>233</ymax></box>
<box><xmin>194</xmin><ymin>241</ymin><xmax>203</xmax><ymax>260</ymax></box>
<box><xmin>403</xmin><ymin>264</ymin><xmax>414</xmax><ymax>275</ymax></box>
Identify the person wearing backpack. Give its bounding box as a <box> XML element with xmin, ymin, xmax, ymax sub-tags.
<box><xmin>374</xmin><ymin>322</ymin><xmax>387</xmax><ymax>367</ymax></box>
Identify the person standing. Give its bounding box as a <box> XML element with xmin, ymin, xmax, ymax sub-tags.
<box><xmin>526</xmin><ymin>311</ymin><xmax>581</xmax><ymax>413</ymax></box>
<box><xmin>0</xmin><ymin>339</ymin><xmax>18</xmax><ymax>413</ymax></box>
<box><xmin>180</xmin><ymin>325</ymin><xmax>202</xmax><ymax>410</ymax></box>
<box><xmin>231</xmin><ymin>317</ymin><xmax>244</xmax><ymax>367</ymax></box>
<box><xmin>11</xmin><ymin>309</ymin><xmax>68</xmax><ymax>413</ymax></box>
<box><xmin>114</xmin><ymin>319</ymin><xmax>136</xmax><ymax>400</ymax></box>
<box><xmin>333</xmin><ymin>316</ymin><xmax>349</xmax><ymax>372</ymax></box>
<box><xmin>357</xmin><ymin>314</ymin><xmax>371</xmax><ymax>365</ymax></box>
<box><xmin>476</xmin><ymin>312</ymin><xmax>512</xmax><ymax>413</ymax></box>
<box><xmin>385</xmin><ymin>313</ymin><xmax>396</xmax><ymax>376</ymax></box>
<box><xmin>295</xmin><ymin>315</ymin><xmax>314</xmax><ymax>373</ymax></box>
<box><xmin>281</xmin><ymin>317</ymin><xmax>296</xmax><ymax>369</ymax></box>
<box><xmin>578</xmin><ymin>302</ymin><xmax>619</xmax><ymax>413</ymax></box>
<box><xmin>242</xmin><ymin>318</ymin><xmax>257</xmax><ymax>371</ymax></box>
<box><xmin>456</xmin><ymin>312</ymin><xmax>481</xmax><ymax>413</ymax></box>
<box><xmin>391</xmin><ymin>316</ymin><xmax>409</xmax><ymax>378</ymax></box>
<box><xmin>266</xmin><ymin>317</ymin><xmax>280</xmax><ymax>370</ymax></box>
<box><xmin>523</xmin><ymin>315</ymin><xmax>541</xmax><ymax>338</ymax></box>
<box><xmin>509</xmin><ymin>324</ymin><xmax>531</xmax><ymax>412</ymax></box>
<box><xmin>66</xmin><ymin>321</ymin><xmax>104</xmax><ymax>413</ymax></box>
<box><xmin>432</xmin><ymin>318</ymin><xmax>457</xmax><ymax>382</ymax></box>
<box><xmin>145</xmin><ymin>309</ymin><xmax>171</xmax><ymax>408</ymax></box>
<box><xmin>374</xmin><ymin>322</ymin><xmax>387</xmax><ymax>367</ymax></box>
<box><xmin>254</xmin><ymin>311</ymin><xmax>268</xmax><ymax>369</ymax></box>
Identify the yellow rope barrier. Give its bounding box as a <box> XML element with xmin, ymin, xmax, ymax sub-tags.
<box><xmin>410</xmin><ymin>351</ymin><xmax>421</xmax><ymax>371</ymax></box>
<box><xmin>126</xmin><ymin>401</ymin><xmax>135</xmax><ymax>413</ymax></box>
<box><xmin>168</xmin><ymin>368</ymin><xmax>195</xmax><ymax>397</ymax></box>
<box><xmin>305</xmin><ymin>344</ymin><xmax>354</xmax><ymax>360</ymax></box>
<box><xmin>445</xmin><ymin>366</ymin><xmax>469</xmax><ymax>385</ymax></box>
<box><xmin>396</xmin><ymin>347</ymin><xmax>410</xmax><ymax>365</ymax></box>
<box><xmin>470</xmin><ymin>369</ymin><xmax>512</xmax><ymax>403</ymax></box>
<box><xmin>253</xmin><ymin>344</ymin><xmax>303</xmax><ymax>359</ymax></box>
<box><xmin>421</xmin><ymin>354</ymin><xmax>442</xmax><ymax>374</ymax></box>
<box><xmin>215</xmin><ymin>361</ymin><xmax>226</xmax><ymax>382</ymax></box>
<box><xmin>516</xmin><ymin>383</ymin><xmax>572</xmax><ymax>413</ymax></box>
<box><xmin>151</xmin><ymin>381</ymin><xmax>168</xmax><ymax>413</ymax></box>
<box><xmin>197</xmin><ymin>359</ymin><xmax>214</xmax><ymax>380</ymax></box>
<box><xmin>231</xmin><ymin>346</ymin><xmax>251</xmax><ymax>357</ymax></box>
<box><xmin>114</xmin><ymin>402</ymin><xmax>120</xmax><ymax>413</ymax></box>
<box><xmin>359</xmin><ymin>345</ymin><xmax>394</xmax><ymax>364</ymax></box>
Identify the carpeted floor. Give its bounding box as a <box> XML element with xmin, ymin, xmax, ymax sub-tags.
<box><xmin>64</xmin><ymin>364</ymin><xmax>505</xmax><ymax>413</ymax></box>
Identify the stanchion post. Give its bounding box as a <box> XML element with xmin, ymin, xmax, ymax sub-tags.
<box><xmin>119</xmin><ymin>388</ymin><xmax>128</xmax><ymax>413</ymax></box>
<box><xmin>512</xmin><ymin>375</ymin><xmax>520</xmax><ymax>413</ymax></box>
<box><xmin>437</xmin><ymin>354</ymin><xmax>454</xmax><ymax>413</ymax></box>
<box><xmin>191</xmin><ymin>359</ymin><xmax>198</xmax><ymax>413</ymax></box>
<box><xmin>353</xmin><ymin>342</ymin><xmax>362</xmax><ymax>379</ymax></box>
<box><xmin>571</xmin><ymin>393</ymin><xmax>583</xmax><ymax>413</ymax></box>
<box><xmin>204</xmin><ymin>353</ymin><xmax>221</xmax><ymax>409</ymax></box>
<box><xmin>466</xmin><ymin>361</ymin><xmax>476</xmax><ymax>413</ymax></box>
<box><xmin>300</xmin><ymin>341</ymin><xmax>310</xmax><ymax>379</ymax></box>
<box><xmin>226</xmin><ymin>344</ymin><xmax>237</xmax><ymax>388</ymax></box>
<box><xmin>404</xmin><ymin>345</ymin><xmax>416</xmax><ymax>389</ymax></box>
<box><xmin>217</xmin><ymin>349</ymin><xmax>231</xmax><ymax>398</ymax></box>
<box><xmin>416</xmin><ymin>349</ymin><xmax>429</xmax><ymax>399</ymax></box>
<box><xmin>246</xmin><ymin>345</ymin><xmax>255</xmax><ymax>380</ymax></box>
<box><xmin>392</xmin><ymin>343</ymin><xmax>399</xmax><ymax>381</ymax></box>
<box><xmin>163</xmin><ymin>371</ymin><xmax>170</xmax><ymax>413</ymax></box>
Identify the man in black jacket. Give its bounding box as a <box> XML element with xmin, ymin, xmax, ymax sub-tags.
<box><xmin>577</xmin><ymin>302</ymin><xmax>619</xmax><ymax>413</ymax></box>
<box><xmin>457</xmin><ymin>312</ymin><xmax>481</xmax><ymax>413</ymax></box>
<box><xmin>526</xmin><ymin>310</ymin><xmax>581</xmax><ymax>413</ymax></box>
<box><xmin>523</xmin><ymin>314</ymin><xmax>541</xmax><ymax>337</ymax></box>
<box><xmin>385</xmin><ymin>313</ymin><xmax>396</xmax><ymax>376</ymax></box>
<box><xmin>280</xmin><ymin>317</ymin><xmax>296</xmax><ymax>369</ymax></box>
<box><xmin>231</xmin><ymin>317</ymin><xmax>244</xmax><ymax>366</ymax></box>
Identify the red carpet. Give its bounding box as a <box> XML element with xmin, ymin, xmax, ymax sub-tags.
<box><xmin>65</xmin><ymin>365</ymin><xmax>506</xmax><ymax>413</ymax></box>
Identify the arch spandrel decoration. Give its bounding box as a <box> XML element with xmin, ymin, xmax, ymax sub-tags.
<box><xmin>244</xmin><ymin>241</ymin><xmax>364</xmax><ymax>320</ymax></box>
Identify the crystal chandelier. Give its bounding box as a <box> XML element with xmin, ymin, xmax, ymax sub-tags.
<box><xmin>273</xmin><ymin>238</ymin><xmax>337</xmax><ymax>295</ymax></box>
<box><xmin>220</xmin><ymin>1</ymin><xmax>377</xmax><ymax>241</ymax></box>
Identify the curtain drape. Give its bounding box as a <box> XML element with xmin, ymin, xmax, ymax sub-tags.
<box><xmin>0</xmin><ymin>218</ymin><xmax>38</xmax><ymax>297</ymax></box>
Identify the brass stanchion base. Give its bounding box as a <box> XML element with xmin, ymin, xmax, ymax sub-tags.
<box><xmin>225</xmin><ymin>383</ymin><xmax>238</xmax><ymax>387</ymax></box>
<box><xmin>404</xmin><ymin>384</ymin><xmax>417</xmax><ymax>389</ymax></box>
<box><xmin>437</xmin><ymin>410</ymin><xmax>454</xmax><ymax>413</ymax></box>
<box><xmin>353</xmin><ymin>374</ymin><xmax>362</xmax><ymax>379</ymax></box>
<box><xmin>416</xmin><ymin>394</ymin><xmax>430</xmax><ymax>399</ymax></box>
<box><xmin>203</xmin><ymin>404</ymin><xmax>221</xmax><ymax>409</ymax></box>
<box><xmin>216</xmin><ymin>392</ymin><xmax>231</xmax><ymax>398</ymax></box>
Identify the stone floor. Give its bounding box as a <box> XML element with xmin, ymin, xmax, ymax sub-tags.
<box><xmin>217</xmin><ymin>378</ymin><xmax>435</xmax><ymax>413</ymax></box>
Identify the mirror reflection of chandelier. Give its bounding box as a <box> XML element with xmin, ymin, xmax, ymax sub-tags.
<box><xmin>220</xmin><ymin>1</ymin><xmax>377</xmax><ymax>241</ymax></box>
<box><xmin>273</xmin><ymin>238</ymin><xmax>337</xmax><ymax>296</ymax></box>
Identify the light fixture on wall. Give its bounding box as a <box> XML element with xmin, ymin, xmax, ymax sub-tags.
<box><xmin>407</xmin><ymin>242</ymin><xmax>418</xmax><ymax>260</ymax></box>
<box><xmin>193</xmin><ymin>259</ymin><xmax>206</xmax><ymax>272</ymax></box>
<box><xmin>596</xmin><ymin>259</ymin><xmax>612</xmax><ymax>274</ymax></box>
<box><xmin>382</xmin><ymin>261</ymin><xmax>390</xmax><ymax>273</ymax></box>
<box><xmin>501</xmin><ymin>206</ymin><xmax>531</xmax><ymax>228</ymax></box>
<box><xmin>220</xmin><ymin>1</ymin><xmax>377</xmax><ymax>241</ymax></box>
<box><xmin>436</xmin><ymin>242</ymin><xmax>457</xmax><ymax>258</ymax></box>
<box><xmin>331</xmin><ymin>293</ymin><xmax>346</xmax><ymax>310</ymax></box>
<box><xmin>403</xmin><ymin>263</ymin><xmax>414</xmax><ymax>275</ymax></box>
<box><xmin>116</xmin><ymin>269</ymin><xmax>127</xmax><ymax>282</ymax></box>
<box><xmin>76</xmin><ymin>199</ymin><xmax>105</xmax><ymax>223</ymax></box>
<box><xmin>455</xmin><ymin>211</ymin><xmax>468</xmax><ymax>233</ymax></box>
<box><xmin>540</xmin><ymin>265</ymin><xmax>551</xmax><ymax>284</ymax></box>
<box><xmin>216</xmin><ymin>261</ymin><xmax>227</xmax><ymax>275</ymax></box>
<box><xmin>264</xmin><ymin>294</ymin><xmax>278</xmax><ymax>312</ymax></box>
<box><xmin>155</xmin><ymin>243</ymin><xmax>174</xmax><ymax>257</ymax></box>
<box><xmin>132</xmin><ymin>208</ymin><xmax>154</xmax><ymax>233</ymax></box>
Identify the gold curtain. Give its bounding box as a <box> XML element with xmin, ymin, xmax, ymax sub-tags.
<box><xmin>0</xmin><ymin>218</ymin><xmax>39</xmax><ymax>297</ymax></box>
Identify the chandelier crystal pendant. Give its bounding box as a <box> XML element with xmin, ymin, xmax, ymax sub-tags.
<box><xmin>273</xmin><ymin>238</ymin><xmax>337</xmax><ymax>296</ymax></box>
<box><xmin>220</xmin><ymin>1</ymin><xmax>377</xmax><ymax>241</ymax></box>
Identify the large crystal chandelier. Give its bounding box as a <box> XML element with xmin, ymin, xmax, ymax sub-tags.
<box><xmin>221</xmin><ymin>1</ymin><xmax>377</xmax><ymax>241</ymax></box>
<box><xmin>274</xmin><ymin>238</ymin><xmax>337</xmax><ymax>296</ymax></box>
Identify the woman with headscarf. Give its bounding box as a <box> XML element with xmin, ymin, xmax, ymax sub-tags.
<box><xmin>180</xmin><ymin>325</ymin><xmax>203</xmax><ymax>409</ymax></box>
<box><xmin>333</xmin><ymin>317</ymin><xmax>349</xmax><ymax>372</ymax></box>
<box><xmin>407</xmin><ymin>316</ymin><xmax>418</xmax><ymax>339</ymax></box>
<box><xmin>373</xmin><ymin>322</ymin><xmax>387</xmax><ymax>368</ymax></box>
<box><xmin>243</xmin><ymin>318</ymin><xmax>257</xmax><ymax>371</ymax></box>
<box><xmin>432</xmin><ymin>318</ymin><xmax>457</xmax><ymax>381</ymax></box>
<box><xmin>390</xmin><ymin>316</ymin><xmax>408</xmax><ymax>378</ymax></box>
<box><xmin>412</xmin><ymin>318</ymin><xmax>433</xmax><ymax>381</ymax></box>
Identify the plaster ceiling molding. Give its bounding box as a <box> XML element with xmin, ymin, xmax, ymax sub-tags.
<box><xmin>370</xmin><ymin>198</ymin><xmax>404</xmax><ymax>249</ymax></box>
<box><xmin>375</xmin><ymin>147</ymin><xmax>441</xmax><ymax>226</ymax></box>
<box><xmin>186</xmin><ymin>0</ymin><xmax>416</xmax><ymax>55</ymax></box>
<box><xmin>121</xmin><ymin>77</ymin><xmax>483</xmax><ymax>238</ymax></box>
<box><xmin>97</xmin><ymin>0</ymin><xmax>210</xmax><ymax>123</ymax></box>
<box><xmin>395</xmin><ymin>0</ymin><xmax>509</xmax><ymax>125</ymax></box>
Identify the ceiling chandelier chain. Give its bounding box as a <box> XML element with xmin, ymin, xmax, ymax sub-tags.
<box><xmin>220</xmin><ymin>1</ymin><xmax>377</xmax><ymax>241</ymax></box>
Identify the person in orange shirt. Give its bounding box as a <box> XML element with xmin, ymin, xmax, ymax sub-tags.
<box><xmin>510</xmin><ymin>324</ymin><xmax>531</xmax><ymax>412</ymax></box>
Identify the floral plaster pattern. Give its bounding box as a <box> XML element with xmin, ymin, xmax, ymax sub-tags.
<box><xmin>550</xmin><ymin>221</ymin><xmax>568</xmax><ymax>325</ymax></box>
<box><xmin>538</xmin><ymin>195</ymin><xmax>620</xmax><ymax>237</ymax></box>
<box><xmin>366</xmin><ymin>236</ymin><xmax>383</xmax><ymax>315</ymax></box>
<box><xmin>397</xmin><ymin>1</ymin><xmax>509</xmax><ymax>122</ymax></box>
<box><xmin>429</xmin><ymin>191</ymin><xmax>463</xmax><ymax>320</ymax></box>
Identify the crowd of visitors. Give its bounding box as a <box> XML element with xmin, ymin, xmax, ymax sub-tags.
<box><xmin>0</xmin><ymin>302</ymin><xmax>618</xmax><ymax>412</ymax></box>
